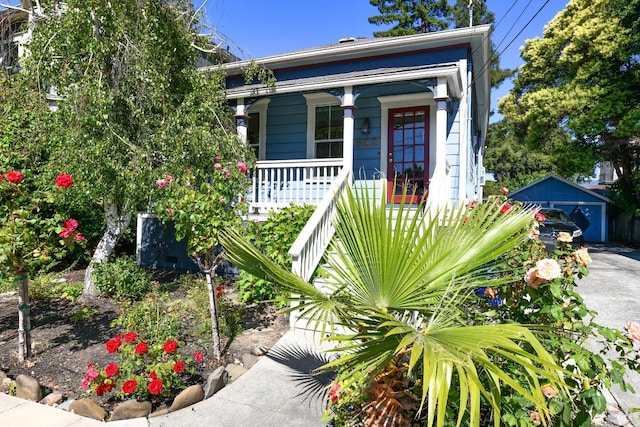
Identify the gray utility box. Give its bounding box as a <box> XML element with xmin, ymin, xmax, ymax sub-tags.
<box><xmin>136</xmin><ymin>213</ymin><xmax>240</xmax><ymax>277</ymax></box>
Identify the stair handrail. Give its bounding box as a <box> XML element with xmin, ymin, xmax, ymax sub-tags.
<box><xmin>288</xmin><ymin>166</ymin><xmax>353</xmax><ymax>282</ymax></box>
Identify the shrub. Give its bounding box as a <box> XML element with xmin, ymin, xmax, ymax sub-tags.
<box><xmin>181</xmin><ymin>274</ymin><xmax>245</xmax><ymax>343</ymax></box>
<box><xmin>111</xmin><ymin>289</ymin><xmax>182</xmax><ymax>343</ymax></box>
<box><xmin>94</xmin><ymin>256</ymin><xmax>151</xmax><ymax>301</ymax></box>
<box><xmin>236</xmin><ymin>204</ymin><xmax>316</xmax><ymax>304</ymax></box>
<box><xmin>81</xmin><ymin>332</ymin><xmax>206</xmax><ymax>401</ymax></box>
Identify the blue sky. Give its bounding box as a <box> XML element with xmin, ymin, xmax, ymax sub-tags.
<box><xmin>204</xmin><ymin>0</ymin><xmax>570</xmax><ymax>120</ymax></box>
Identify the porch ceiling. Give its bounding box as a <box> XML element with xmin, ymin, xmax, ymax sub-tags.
<box><xmin>224</xmin><ymin>63</ymin><xmax>463</xmax><ymax>100</ymax></box>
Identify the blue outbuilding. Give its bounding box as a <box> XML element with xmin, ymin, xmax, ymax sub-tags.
<box><xmin>510</xmin><ymin>174</ymin><xmax>610</xmax><ymax>243</ymax></box>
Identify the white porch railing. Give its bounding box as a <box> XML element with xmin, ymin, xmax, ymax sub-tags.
<box><xmin>288</xmin><ymin>166</ymin><xmax>353</xmax><ymax>283</ymax></box>
<box><xmin>248</xmin><ymin>159</ymin><xmax>343</xmax><ymax>213</ymax></box>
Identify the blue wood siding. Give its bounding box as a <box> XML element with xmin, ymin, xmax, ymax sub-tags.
<box><xmin>264</xmin><ymin>94</ymin><xmax>307</xmax><ymax>160</ymax></box>
<box><xmin>228</xmin><ymin>47</ymin><xmax>468</xmax><ymax>89</ymax></box>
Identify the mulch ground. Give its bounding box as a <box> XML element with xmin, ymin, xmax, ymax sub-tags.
<box><xmin>0</xmin><ymin>269</ymin><xmax>289</xmax><ymax>411</ymax></box>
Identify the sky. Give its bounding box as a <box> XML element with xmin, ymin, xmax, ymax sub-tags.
<box><xmin>203</xmin><ymin>0</ymin><xmax>571</xmax><ymax>121</ymax></box>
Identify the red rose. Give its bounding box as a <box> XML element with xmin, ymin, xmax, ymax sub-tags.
<box><xmin>135</xmin><ymin>342</ymin><xmax>148</xmax><ymax>355</ymax></box>
<box><xmin>105</xmin><ymin>362</ymin><xmax>119</xmax><ymax>377</ymax></box>
<box><xmin>123</xmin><ymin>331</ymin><xmax>137</xmax><ymax>342</ymax></box>
<box><xmin>106</xmin><ymin>339</ymin><xmax>121</xmax><ymax>354</ymax></box>
<box><xmin>95</xmin><ymin>381</ymin><xmax>113</xmax><ymax>396</ymax></box>
<box><xmin>535</xmin><ymin>212</ymin><xmax>546</xmax><ymax>222</ymax></box>
<box><xmin>163</xmin><ymin>339</ymin><xmax>178</xmax><ymax>354</ymax></box>
<box><xmin>148</xmin><ymin>379</ymin><xmax>163</xmax><ymax>395</ymax></box>
<box><xmin>500</xmin><ymin>204</ymin><xmax>512</xmax><ymax>215</ymax></box>
<box><xmin>173</xmin><ymin>360</ymin><xmax>185</xmax><ymax>374</ymax></box>
<box><xmin>55</xmin><ymin>173</ymin><xmax>74</xmax><ymax>188</ymax></box>
<box><xmin>193</xmin><ymin>351</ymin><xmax>204</xmax><ymax>363</ymax></box>
<box><xmin>149</xmin><ymin>371</ymin><xmax>157</xmax><ymax>380</ymax></box>
<box><xmin>0</xmin><ymin>174</ymin><xmax>3</xmax><ymax>181</ymax></box>
<box><xmin>6</xmin><ymin>171</ymin><xmax>23</xmax><ymax>184</ymax></box>
<box><xmin>122</xmin><ymin>379</ymin><xmax>137</xmax><ymax>395</ymax></box>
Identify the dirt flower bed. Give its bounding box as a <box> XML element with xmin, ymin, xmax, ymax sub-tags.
<box><xmin>0</xmin><ymin>270</ymin><xmax>289</xmax><ymax>412</ymax></box>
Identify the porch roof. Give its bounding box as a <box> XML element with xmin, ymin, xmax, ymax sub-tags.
<box><xmin>224</xmin><ymin>63</ymin><xmax>463</xmax><ymax>99</ymax></box>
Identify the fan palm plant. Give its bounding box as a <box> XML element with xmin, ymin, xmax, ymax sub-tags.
<box><xmin>221</xmin><ymin>184</ymin><xmax>570</xmax><ymax>426</ymax></box>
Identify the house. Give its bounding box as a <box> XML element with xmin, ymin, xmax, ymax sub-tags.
<box><xmin>199</xmin><ymin>26</ymin><xmax>492</xmax><ymax>283</ymax></box>
<box><xmin>509</xmin><ymin>174</ymin><xmax>610</xmax><ymax>243</ymax></box>
<box><xmin>0</xmin><ymin>1</ymin><xmax>33</xmax><ymax>73</ymax></box>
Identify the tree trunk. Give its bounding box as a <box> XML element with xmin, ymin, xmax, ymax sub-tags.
<box><xmin>205</xmin><ymin>269</ymin><xmax>222</xmax><ymax>362</ymax></box>
<box><xmin>17</xmin><ymin>275</ymin><xmax>31</xmax><ymax>362</ymax></box>
<box><xmin>81</xmin><ymin>200</ymin><xmax>132</xmax><ymax>300</ymax></box>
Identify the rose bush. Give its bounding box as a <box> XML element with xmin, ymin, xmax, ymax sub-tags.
<box><xmin>83</xmin><ymin>332</ymin><xmax>206</xmax><ymax>401</ymax></box>
<box><xmin>0</xmin><ymin>170</ymin><xmax>85</xmax><ymax>360</ymax></box>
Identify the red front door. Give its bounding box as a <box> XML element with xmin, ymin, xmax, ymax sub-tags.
<box><xmin>387</xmin><ymin>106</ymin><xmax>430</xmax><ymax>203</ymax></box>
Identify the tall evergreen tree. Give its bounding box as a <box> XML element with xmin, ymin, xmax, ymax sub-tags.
<box><xmin>368</xmin><ymin>0</ymin><xmax>451</xmax><ymax>36</ymax></box>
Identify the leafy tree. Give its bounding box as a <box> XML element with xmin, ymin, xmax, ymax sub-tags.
<box><xmin>23</xmin><ymin>0</ymin><xmax>246</xmax><ymax>298</ymax></box>
<box><xmin>221</xmin><ymin>185</ymin><xmax>569</xmax><ymax>426</ymax></box>
<box><xmin>484</xmin><ymin>117</ymin><xmax>598</xmax><ymax>194</ymax></box>
<box><xmin>368</xmin><ymin>0</ymin><xmax>451</xmax><ymax>36</ymax></box>
<box><xmin>506</xmin><ymin>0</ymin><xmax>640</xmax><ymax>211</ymax></box>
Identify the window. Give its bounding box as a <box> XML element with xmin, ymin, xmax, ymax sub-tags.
<box><xmin>304</xmin><ymin>93</ymin><xmax>344</xmax><ymax>159</ymax></box>
<box><xmin>314</xmin><ymin>105</ymin><xmax>343</xmax><ymax>158</ymax></box>
<box><xmin>248</xmin><ymin>112</ymin><xmax>260</xmax><ymax>159</ymax></box>
<box><xmin>246</xmin><ymin>99</ymin><xmax>269</xmax><ymax>160</ymax></box>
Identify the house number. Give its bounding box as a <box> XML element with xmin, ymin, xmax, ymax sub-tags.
<box><xmin>356</xmin><ymin>138</ymin><xmax>378</xmax><ymax>148</ymax></box>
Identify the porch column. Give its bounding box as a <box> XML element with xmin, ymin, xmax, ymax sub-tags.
<box><xmin>429</xmin><ymin>77</ymin><xmax>450</xmax><ymax>207</ymax></box>
<box><xmin>234</xmin><ymin>98</ymin><xmax>249</xmax><ymax>143</ymax></box>
<box><xmin>341</xmin><ymin>86</ymin><xmax>355</xmax><ymax>171</ymax></box>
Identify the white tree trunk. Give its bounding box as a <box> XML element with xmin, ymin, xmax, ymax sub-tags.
<box><xmin>205</xmin><ymin>269</ymin><xmax>222</xmax><ymax>362</ymax></box>
<box><xmin>17</xmin><ymin>275</ymin><xmax>31</xmax><ymax>362</ymax></box>
<box><xmin>81</xmin><ymin>200</ymin><xmax>132</xmax><ymax>300</ymax></box>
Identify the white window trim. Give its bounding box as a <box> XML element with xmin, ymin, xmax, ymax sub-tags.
<box><xmin>303</xmin><ymin>92</ymin><xmax>342</xmax><ymax>159</ymax></box>
<box><xmin>247</xmin><ymin>98</ymin><xmax>270</xmax><ymax>161</ymax></box>
<box><xmin>377</xmin><ymin>93</ymin><xmax>436</xmax><ymax>180</ymax></box>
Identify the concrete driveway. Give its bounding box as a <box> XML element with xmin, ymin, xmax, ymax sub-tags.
<box><xmin>579</xmin><ymin>244</ymin><xmax>640</xmax><ymax>426</ymax></box>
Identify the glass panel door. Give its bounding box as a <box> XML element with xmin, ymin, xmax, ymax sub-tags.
<box><xmin>387</xmin><ymin>107</ymin><xmax>429</xmax><ymax>203</ymax></box>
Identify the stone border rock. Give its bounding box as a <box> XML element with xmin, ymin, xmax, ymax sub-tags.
<box><xmin>0</xmin><ymin>345</ymin><xmax>268</xmax><ymax>422</ymax></box>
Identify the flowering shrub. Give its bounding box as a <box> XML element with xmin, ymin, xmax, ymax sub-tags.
<box><xmin>154</xmin><ymin>155</ymin><xmax>251</xmax><ymax>360</ymax></box>
<box><xmin>323</xmin><ymin>193</ymin><xmax>640</xmax><ymax>427</ymax></box>
<box><xmin>82</xmin><ymin>332</ymin><xmax>206</xmax><ymax>401</ymax></box>
<box><xmin>0</xmin><ymin>171</ymin><xmax>85</xmax><ymax>275</ymax></box>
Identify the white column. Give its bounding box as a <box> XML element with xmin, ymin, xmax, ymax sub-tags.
<box><xmin>428</xmin><ymin>77</ymin><xmax>450</xmax><ymax>207</ymax></box>
<box><xmin>234</xmin><ymin>98</ymin><xmax>248</xmax><ymax>143</ymax></box>
<box><xmin>341</xmin><ymin>86</ymin><xmax>355</xmax><ymax>171</ymax></box>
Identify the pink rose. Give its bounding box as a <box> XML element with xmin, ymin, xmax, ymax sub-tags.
<box><xmin>501</xmin><ymin>187</ymin><xmax>509</xmax><ymax>195</ymax></box>
<box><xmin>156</xmin><ymin>179</ymin><xmax>167</xmax><ymax>187</ymax></box>
<box><xmin>74</xmin><ymin>233</ymin><xmax>86</xmax><ymax>241</ymax></box>
<box><xmin>213</xmin><ymin>163</ymin><xmax>222</xmax><ymax>170</ymax></box>
<box><xmin>237</xmin><ymin>162</ymin><xmax>248</xmax><ymax>174</ymax></box>
<box><xmin>626</xmin><ymin>321</ymin><xmax>640</xmax><ymax>342</ymax></box>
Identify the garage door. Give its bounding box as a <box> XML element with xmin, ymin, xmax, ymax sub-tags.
<box><xmin>553</xmin><ymin>204</ymin><xmax>603</xmax><ymax>242</ymax></box>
